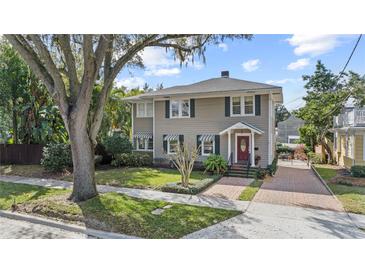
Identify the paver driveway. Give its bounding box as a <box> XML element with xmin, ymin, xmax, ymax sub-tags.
<box><xmin>253</xmin><ymin>160</ymin><xmax>344</xmax><ymax>211</ymax></box>
<box><xmin>200</xmin><ymin>177</ymin><xmax>253</xmax><ymax>200</ymax></box>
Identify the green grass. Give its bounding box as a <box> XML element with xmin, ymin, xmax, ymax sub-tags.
<box><xmin>0</xmin><ymin>181</ymin><xmax>68</xmax><ymax>210</ymax></box>
<box><xmin>312</xmin><ymin>165</ymin><xmax>365</xmax><ymax>215</ymax></box>
<box><xmin>313</xmin><ymin>165</ymin><xmax>338</xmax><ymax>181</ymax></box>
<box><xmin>238</xmin><ymin>179</ymin><xmax>263</xmax><ymax>201</ymax></box>
<box><xmin>65</xmin><ymin>167</ymin><xmax>209</xmax><ymax>190</ymax></box>
<box><xmin>0</xmin><ymin>181</ymin><xmax>239</xmax><ymax>238</ymax></box>
<box><xmin>1</xmin><ymin>165</ymin><xmax>210</xmax><ymax>190</ymax></box>
<box><xmin>328</xmin><ymin>184</ymin><xmax>365</xmax><ymax>215</ymax></box>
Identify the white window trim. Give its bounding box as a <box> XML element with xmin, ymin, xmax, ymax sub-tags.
<box><xmin>201</xmin><ymin>139</ymin><xmax>215</xmax><ymax>156</ymax></box>
<box><xmin>135</xmin><ymin>137</ymin><xmax>153</xmax><ymax>152</ymax></box>
<box><xmin>136</xmin><ymin>102</ymin><xmax>153</xmax><ymax>118</ymax></box>
<box><xmin>170</xmin><ymin>99</ymin><xmax>190</xmax><ymax>119</ymax></box>
<box><xmin>230</xmin><ymin>95</ymin><xmax>255</xmax><ymax>117</ymax></box>
<box><xmin>167</xmin><ymin>139</ymin><xmax>179</xmax><ymax>155</ymax></box>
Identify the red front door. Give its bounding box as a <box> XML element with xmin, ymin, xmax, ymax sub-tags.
<box><xmin>237</xmin><ymin>135</ymin><xmax>249</xmax><ymax>161</ymax></box>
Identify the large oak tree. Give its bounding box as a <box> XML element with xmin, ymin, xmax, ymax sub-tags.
<box><xmin>5</xmin><ymin>34</ymin><xmax>251</xmax><ymax>201</ymax></box>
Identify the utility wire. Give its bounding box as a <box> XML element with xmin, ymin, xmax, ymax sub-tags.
<box><xmin>336</xmin><ymin>34</ymin><xmax>362</xmax><ymax>80</ymax></box>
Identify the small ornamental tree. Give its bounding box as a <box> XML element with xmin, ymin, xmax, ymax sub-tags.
<box><xmin>170</xmin><ymin>144</ymin><xmax>200</xmax><ymax>188</ymax></box>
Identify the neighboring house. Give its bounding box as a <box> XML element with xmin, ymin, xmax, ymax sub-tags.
<box><xmin>124</xmin><ymin>71</ymin><xmax>283</xmax><ymax>168</ymax></box>
<box><xmin>277</xmin><ymin>115</ymin><xmax>305</xmax><ymax>144</ymax></box>
<box><xmin>333</xmin><ymin>99</ymin><xmax>365</xmax><ymax>168</ymax></box>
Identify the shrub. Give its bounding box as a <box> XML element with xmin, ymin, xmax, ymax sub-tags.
<box><xmin>255</xmin><ymin>168</ymin><xmax>268</xmax><ymax>179</ymax></box>
<box><xmin>203</xmin><ymin>154</ymin><xmax>228</xmax><ymax>175</ymax></box>
<box><xmin>351</xmin><ymin>165</ymin><xmax>365</xmax><ymax>178</ymax></box>
<box><xmin>294</xmin><ymin>145</ymin><xmax>307</xmax><ymax>160</ymax></box>
<box><xmin>276</xmin><ymin>145</ymin><xmax>294</xmax><ymax>154</ymax></box>
<box><xmin>307</xmin><ymin>151</ymin><xmax>322</xmax><ymax>164</ymax></box>
<box><xmin>161</xmin><ymin>176</ymin><xmax>221</xmax><ymax>195</ymax></box>
<box><xmin>102</xmin><ymin>134</ymin><xmax>133</xmax><ymax>157</ymax></box>
<box><xmin>41</xmin><ymin>143</ymin><xmax>72</xmax><ymax>172</ymax></box>
<box><xmin>267</xmin><ymin>155</ymin><xmax>278</xmax><ymax>176</ymax></box>
<box><xmin>111</xmin><ymin>153</ymin><xmax>152</xmax><ymax>167</ymax></box>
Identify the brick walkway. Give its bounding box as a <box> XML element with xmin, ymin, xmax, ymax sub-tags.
<box><xmin>253</xmin><ymin>160</ymin><xmax>344</xmax><ymax>211</ymax></box>
<box><xmin>200</xmin><ymin>177</ymin><xmax>253</xmax><ymax>200</ymax></box>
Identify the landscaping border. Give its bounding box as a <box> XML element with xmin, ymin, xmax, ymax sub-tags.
<box><xmin>161</xmin><ymin>175</ymin><xmax>221</xmax><ymax>195</ymax></box>
<box><xmin>0</xmin><ymin>210</ymin><xmax>140</xmax><ymax>239</ymax></box>
<box><xmin>310</xmin><ymin>164</ymin><xmax>338</xmax><ymax>197</ymax></box>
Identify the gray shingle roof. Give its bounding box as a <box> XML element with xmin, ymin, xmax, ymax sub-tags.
<box><xmin>123</xmin><ymin>77</ymin><xmax>281</xmax><ymax>100</ymax></box>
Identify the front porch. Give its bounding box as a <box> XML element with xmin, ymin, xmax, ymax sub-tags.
<box><xmin>220</xmin><ymin>121</ymin><xmax>264</xmax><ymax>168</ymax></box>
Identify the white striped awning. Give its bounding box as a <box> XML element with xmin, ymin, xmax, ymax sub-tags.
<box><xmin>133</xmin><ymin>132</ymin><xmax>153</xmax><ymax>139</ymax></box>
<box><xmin>199</xmin><ymin>134</ymin><xmax>215</xmax><ymax>142</ymax></box>
<box><xmin>164</xmin><ymin>134</ymin><xmax>179</xmax><ymax>141</ymax></box>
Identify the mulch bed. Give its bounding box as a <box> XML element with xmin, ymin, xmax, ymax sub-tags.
<box><xmin>327</xmin><ymin>167</ymin><xmax>365</xmax><ymax>187</ymax></box>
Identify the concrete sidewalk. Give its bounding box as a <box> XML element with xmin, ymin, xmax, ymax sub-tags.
<box><xmin>185</xmin><ymin>201</ymin><xmax>365</xmax><ymax>239</ymax></box>
<box><xmin>0</xmin><ymin>175</ymin><xmax>249</xmax><ymax>212</ymax></box>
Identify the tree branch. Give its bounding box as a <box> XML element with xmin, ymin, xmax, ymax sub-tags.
<box><xmin>57</xmin><ymin>34</ymin><xmax>80</xmax><ymax>102</ymax></box>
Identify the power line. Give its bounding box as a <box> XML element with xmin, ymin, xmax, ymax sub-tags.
<box><xmin>337</xmin><ymin>34</ymin><xmax>362</xmax><ymax>79</ymax></box>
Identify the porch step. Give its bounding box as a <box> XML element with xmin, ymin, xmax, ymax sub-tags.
<box><xmin>225</xmin><ymin>168</ymin><xmax>257</xmax><ymax>178</ymax></box>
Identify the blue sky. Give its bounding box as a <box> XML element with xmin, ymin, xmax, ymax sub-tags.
<box><xmin>116</xmin><ymin>34</ymin><xmax>365</xmax><ymax>110</ymax></box>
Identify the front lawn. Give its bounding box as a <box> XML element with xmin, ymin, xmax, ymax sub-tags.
<box><xmin>1</xmin><ymin>181</ymin><xmax>239</xmax><ymax>238</ymax></box>
<box><xmin>313</xmin><ymin>164</ymin><xmax>338</xmax><ymax>181</ymax></box>
<box><xmin>313</xmin><ymin>164</ymin><xmax>365</xmax><ymax>215</ymax></box>
<box><xmin>1</xmin><ymin>165</ymin><xmax>210</xmax><ymax>191</ymax></box>
<box><xmin>238</xmin><ymin>180</ymin><xmax>263</xmax><ymax>201</ymax></box>
<box><xmin>0</xmin><ymin>181</ymin><xmax>67</xmax><ymax>210</ymax></box>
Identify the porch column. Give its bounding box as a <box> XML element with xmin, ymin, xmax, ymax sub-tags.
<box><xmin>251</xmin><ymin>131</ymin><xmax>255</xmax><ymax>167</ymax></box>
<box><xmin>228</xmin><ymin>130</ymin><xmax>231</xmax><ymax>161</ymax></box>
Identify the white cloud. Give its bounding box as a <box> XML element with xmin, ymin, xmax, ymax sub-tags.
<box><xmin>116</xmin><ymin>77</ymin><xmax>145</xmax><ymax>89</ymax></box>
<box><xmin>287</xmin><ymin>58</ymin><xmax>310</xmax><ymax>70</ymax></box>
<box><xmin>265</xmin><ymin>78</ymin><xmax>298</xmax><ymax>85</ymax></box>
<box><xmin>140</xmin><ymin>48</ymin><xmax>174</xmax><ymax>68</ymax></box>
<box><xmin>218</xmin><ymin>43</ymin><xmax>228</xmax><ymax>52</ymax></box>
<box><xmin>242</xmin><ymin>59</ymin><xmax>260</xmax><ymax>72</ymax></box>
<box><xmin>145</xmin><ymin>67</ymin><xmax>181</xmax><ymax>76</ymax></box>
<box><xmin>286</xmin><ymin>34</ymin><xmax>342</xmax><ymax>56</ymax></box>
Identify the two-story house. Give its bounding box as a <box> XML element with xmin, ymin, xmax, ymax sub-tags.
<box><xmin>333</xmin><ymin>99</ymin><xmax>365</xmax><ymax>168</ymax></box>
<box><xmin>124</xmin><ymin>71</ymin><xmax>283</xmax><ymax>169</ymax></box>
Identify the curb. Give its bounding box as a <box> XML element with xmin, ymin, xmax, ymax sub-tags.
<box><xmin>0</xmin><ymin>210</ymin><xmax>140</xmax><ymax>239</ymax></box>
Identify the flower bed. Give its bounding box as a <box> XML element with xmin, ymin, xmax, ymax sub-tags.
<box><xmin>161</xmin><ymin>175</ymin><xmax>221</xmax><ymax>195</ymax></box>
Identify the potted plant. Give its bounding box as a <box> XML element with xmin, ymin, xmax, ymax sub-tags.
<box><xmin>255</xmin><ymin>155</ymin><xmax>261</xmax><ymax>166</ymax></box>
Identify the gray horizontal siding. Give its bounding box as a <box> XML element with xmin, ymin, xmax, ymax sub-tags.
<box><xmin>154</xmin><ymin>95</ymin><xmax>270</xmax><ymax>167</ymax></box>
<box><xmin>133</xmin><ymin>104</ymin><xmax>153</xmax><ymax>133</ymax></box>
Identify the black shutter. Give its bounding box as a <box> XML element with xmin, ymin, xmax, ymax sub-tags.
<box><xmin>214</xmin><ymin>135</ymin><xmax>220</xmax><ymax>155</ymax></box>
<box><xmin>165</xmin><ymin>100</ymin><xmax>170</xmax><ymax>118</ymax></box>
<box><xmin>255</xmin><ymin>95</ymin><xmax>261</xmax><ymax>116</ymax></box>
<box><xmin>197</xmin><ymin>135</ymin><xmax>201</xmax><ymax>155</ymax></box>
<box><xmin>163</xmin><ymin>134</ymin><xmax>167</xmax><ymax>153</ymax></box>
<box><xmin>224</xmin><ymin>97</ymin><xmax>230</xmax><ymax>117</ymax></box>
<box><xmin>190</xmin><ymin>99</ymin><xmax>195</xmax><ymax>118</ymax></box>
<box><xmin>179</xmin><ymin>135</ymin><xmax>184</xmax><ymax>145</ymax></box>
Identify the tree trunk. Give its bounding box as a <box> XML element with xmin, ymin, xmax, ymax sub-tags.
<box><xmin>321</xmin><ymin>139</ymin><xmax>332</xmax><ymax>164</ymax></box>
<box><xmin>68</xmin><ymin>123</ymin><xmax>98</xmax><ymax>202</ymax></box>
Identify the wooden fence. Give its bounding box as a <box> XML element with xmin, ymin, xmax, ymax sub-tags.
<box><xmin>0</xmin><ymin>144</ymin><xmax>44</xmax><ymax>164</ymax></box>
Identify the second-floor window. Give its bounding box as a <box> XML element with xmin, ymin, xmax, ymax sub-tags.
<box><xmin>231</xmin><ymin>95</ymin><xmax>254</xmax><ymax>116</ymax></box>
<box><xmin>136</xmin><ymin>102</ymin><xmax>153</xmax><ymax>118</ymax></box>
<box><xmin>170</xmin><ymin>99</ymin><xmax>190</xmax><ymax>118</ymax></box>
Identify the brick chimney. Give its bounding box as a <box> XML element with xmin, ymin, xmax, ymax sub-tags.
<box><xmin>221</xmin><ymin>71</ymin><xmax>229</xmax><ymax>78</ymax></box>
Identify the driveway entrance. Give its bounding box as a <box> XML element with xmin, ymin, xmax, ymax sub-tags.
<box><xmin>253</xmin><ymin>160</ymin><xmax>344</xmax><ymax>211</ymax></box>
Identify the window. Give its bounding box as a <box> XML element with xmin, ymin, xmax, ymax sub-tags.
<box><xmin>136</xmin><ymin>102</ymin><xmax>153</xmax><ymax>117</ymax></box>
<box><xmin>202</xmin><ymin>140</ymin><xmax>215</xmax><ymax>156</ymax></box>
<box><xmin>170</xmin><ymin>99</ymin><xmax>190</xmax><ymax>118</ymax></box>
<box><xmin>136</xmin><ymin>137</ymin><xmax>153</xmax><ymax>151</ymax></box>
<box><xmin>168</xmin><ymin>139</ymin><xmax>179</xmax><ymax>154</ymax></box>
<box><xmin>171</xmin><ymin>100</ymin><xmax>179</xmax><ymax>117</ymax></box>
<box><xmin>244</xmin><ymin>96</ymin><xmax>254</xmax><ymax>114</ymax></box>
<box><xmin>146</xmin><ymin>103</ymin><xmax>153</xmax><ymax>117</ymax></box>
<box><xmin>230</xmin><ymin>95</ymin><xmax>255</xmax><ymax>116</ymax></box>
<box><xmin>232</xmin><ymin>97</ymin><xmax>241</xmax><ymax>115</ymax></box>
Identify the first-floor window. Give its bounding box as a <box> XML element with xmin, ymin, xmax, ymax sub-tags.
<box><xmin>168</xmin><ymin>139</ymin><xmax>179</xmax><ymax>154</ymax></box>
<box><xmin>136</xmin><ymin>137</ymin><xmax>153</xmax><ymax>151</ymax></box>
<box><xmin>202</xmin><ymin>140</ymin><xmax>215</xmax><ymax>156</ymax></box>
